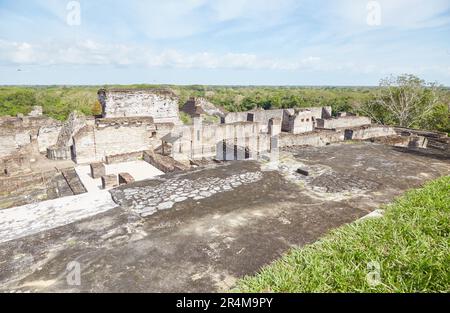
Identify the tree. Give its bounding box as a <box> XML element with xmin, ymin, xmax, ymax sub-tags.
<box><xmin>361</xmin><ymin>74</ymin><xmax>444</xmax><ymax>129</ymax></box>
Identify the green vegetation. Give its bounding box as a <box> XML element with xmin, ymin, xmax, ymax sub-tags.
<box><xmin>0</xmin><ymin>74</ymin><xmax>448</xmax><ymax>132</ymax></box>
<box><xmin>236</xmin><ymin>176</ymin><xmax>450</xmax><ymax>293</ymax></box>
<box><xmin>179</xmin><ymin>111</ymin><xmax>192</xmax><ymax>125</ymax></box>
<box><xmin>0</xmin><ymin>86</ymin><xmax>101</xmax><ymax>121</ymax></box>
<box><xmin>360</xmin><ymin>74</ymin><xmax>450</xmax><ymax>133</ymax></box>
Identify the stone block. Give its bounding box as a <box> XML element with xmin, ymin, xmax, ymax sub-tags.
<box><xmin>90</xmin><ymin>162</ymin><xmax>105</xmax><ymax>179</ymax></box>
<box><xmin>296</xmin><ymin>168</ymin><xmax>309</xmax><ymax>176</ymax></box>
<box><xmin>118</xmin><ymin>172</ymin><xmax>135</xmax><ymax>185</ymax></box>
<box><xmin>101</xmin><ymin>174</ymin><xmax>118</xmax><ymax>189</ymax></box>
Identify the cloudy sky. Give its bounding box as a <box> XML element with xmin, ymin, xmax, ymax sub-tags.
<box><xmin>0</xmin><ymin>0</ymin><xmax>449</xmax><ymax>85</ymax></box>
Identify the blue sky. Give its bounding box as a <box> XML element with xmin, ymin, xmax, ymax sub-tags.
<box><xmin>0</xmin><ymin>0</ymin><xmax>449</xmax><ymax>85</ymax></box>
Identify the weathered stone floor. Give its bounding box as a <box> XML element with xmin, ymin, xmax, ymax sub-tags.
<box><xmin>0</xmin><ymin>142</ymin><xmax>448</xmax><ymax>292</ymax></box>
<box><xmin>112</xmin><ymin>171</ymin><xmax>263</xmax><ymax>217</ymax></box>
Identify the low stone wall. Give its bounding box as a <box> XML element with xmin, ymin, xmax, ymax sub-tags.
<box><xmin>394</xmin><ymin>127</ymin><xmax>449</xmax><ymax>151</ymax></box>
<box><xmin>370</xmin><ymin>135</ymin><xmax>428</xmax><ymax>149</ymax></box>
<box><xmin>316</xmin><ymin>116</ymin><xmax>371</xmax><ymax>129</ymax></box>
<box><xmin>0</xmin><ymin>154</ymin><xmax>32</xmax><ymax>177</ymax></box>
<box><xmin>143</xmin><ymin>151</ymin><xmax>189</xmax><ymax>173</ymax></box>
<box><xmin>345</xmin><ymin>125</ymin><xmax>397</xmax><ymax>140</ymax></box>
<box><xmin>427</xmin><ymin>137</ymin><xmax>450</xmax><ymax>151</ymax></box>
<box><xmin>0</xmin><ymin>170</ymin><xmax>55</xmax><ymax>195</ymax></box>
<box><xmin>279</xmin><ymin>130</ymin><xmax>344</xmax><ymax>147</ymax></box>
<box><xmin>105</xmin><ymin>151</ymin><xmax>144</xmax><ymax>164</ymax></box>
<box><xmin>47</xmin><ymin>146</ymin><xmax>71</xmax><ymax>160</ymax></box>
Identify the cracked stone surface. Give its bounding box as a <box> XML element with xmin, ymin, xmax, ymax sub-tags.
<box><xmin>111</xmin><ymin>171</ymin><xmax>263</xmax><ymax>217</ymax></box>
<box><xmin>0</xmin><ymin>143</ymin><xmax>448</xmax><ymax>292</ymax></box>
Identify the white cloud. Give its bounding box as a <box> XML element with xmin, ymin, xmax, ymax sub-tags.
<box><xmin>0</xmin><ymin>38</ymin><xmax>321</xmax><ymax>71</ymax></box>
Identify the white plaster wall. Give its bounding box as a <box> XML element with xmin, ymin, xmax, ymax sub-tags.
<box><xmin>291</xmin><ymin>111</ymin><xmax>314</xmax><ymax>134</ymax></box>
<box><xmin>94</xmin><ymin>125</ymin><xmax>152</xmax><ymax>161</ymax></box>
<box><xmin>73</xmin><ymin>128</ymin><xmax>97</xmax><ymax>164</ymax></box>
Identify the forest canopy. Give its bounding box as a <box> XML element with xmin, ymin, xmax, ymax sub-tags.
<box><xmin>0</xmin><ymin>75</ymin><xmax>448</xmax><ymax>133</ymax></box>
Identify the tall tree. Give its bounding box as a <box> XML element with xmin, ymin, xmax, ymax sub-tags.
<box><xmin>362</xmin><ymin>74</ymin><xmax>443</xmax><ymax>129</ymax></box>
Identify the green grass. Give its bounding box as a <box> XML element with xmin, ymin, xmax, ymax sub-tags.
<box><xmin>236</xmin><ymin>176</ymin><xmax>450</xmax><ymax>293</ymax></box>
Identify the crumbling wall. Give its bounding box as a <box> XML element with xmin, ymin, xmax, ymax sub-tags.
<box><xmin>54</xmin><ymin>112</ymin><xmax>88</xmax><ymax>148</ymax></box>
<box><xmin>182</xmin><ymin>97</ymin><xmax>226</xmax><ymax>117</ymax></box>
<box><xmin>45</xmin><ymin>112</ymin><xmax>89</xmax><ymax>160</ymax></box>
<box><xmin>37</xmin><ymin>124</ymin><xmax>63</xmax><ymax>153</ymax></box>
<box><xmin>0</xmin><ymin>115</ymin><xmax>60</xmax><ymax>158</ymax></box>
<box><xmin>98</xmin><ymin>89</ymin><xmax>181</xmax><ymax>124</ymax></box>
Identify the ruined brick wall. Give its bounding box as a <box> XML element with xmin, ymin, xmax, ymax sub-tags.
<box><xmin>98</xmin><ymin>89</ymin><xmax>181</xmax><ymax>124</ymax></box>
<box><xmin>72</xmin><ymin>117</ymin><xmax>156</xmax><ymax>164</ymax></box>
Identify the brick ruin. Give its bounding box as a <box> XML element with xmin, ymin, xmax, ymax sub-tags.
<box><xmin>98</xmin><ymin>88</ymin><xmax>181</xmax><ymax>124</ymax></box>
<box><xmin>1</xmin><ymin>89</ymin><xmax>449</xmax><ymax>209</ymax></box>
